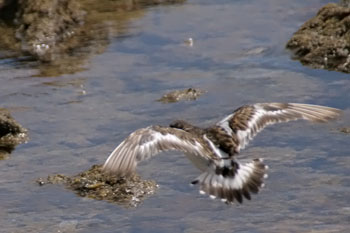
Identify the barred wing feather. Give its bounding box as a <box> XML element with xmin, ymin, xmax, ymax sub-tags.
<box><xmin>102</xmin><ymin>126</ymin><xmax>207</xmax><ymax>176</ymax></box>
<box><xmin>217</xmin><ymin>103</ymin><xmax>341</xmax><ymax>152</ymax></box>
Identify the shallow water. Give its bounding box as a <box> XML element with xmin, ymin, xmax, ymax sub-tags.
<box><xmin>1</xmin><ymin>0</ymin><xmax>350</xmax><ymax>232</ymax></box>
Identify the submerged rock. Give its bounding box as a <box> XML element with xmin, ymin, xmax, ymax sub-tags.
<box><xmin>157</xmin><ymin>88</ymin><xmax>206</xmax><ymax>103</ymax></box>
<box><xmin>286</xmin><ymin>3</ymin><xmax>350</xmax><ymax>73</ymax></box>
<box><xmin>37</xmin><ymin>164</ymin><xmax>158</xmax><ymax>207</ymax></box>
<box><xmin>0</xmin><ymin>108</ymin><xmax>28</xmax><ymax>159</ymax></box>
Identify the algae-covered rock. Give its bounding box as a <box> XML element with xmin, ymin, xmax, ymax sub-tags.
<box><xmin>0</xmin><ymin>0</ymin><xmax>85</xmax><ymax>60</ymax></box>
<box><xmin>157</xmin><ymin>88</ymin><xmax>206</xmax><ymax>103</ymax></box>
<box><xmin>0</xmin><ymin>0</ymin><xmax>12</xmax><ymax>8</ymax></box>
<box><xmin>15</xmin><ymin>0</ymin><xmax>85</xmax><ymax>62</ymax></box>
<box><xmin>37</xmin><ymin>164</ymin><xmax>158</xmax><ymax>207</ymax></box>
<box><xmin>339</xmin><ymin>127</ymin><xmax>350</xmax><ymax>134</ymax></box>
<box><xmin>0</xmin><ymin>108</ymin><xmax>28</xmax><ymax>159</ymax></box>
<box><xmin>286</xmin><ymin>3</ymin><xmax>350</xmax><ymax>73</ymax></box>
<box><xmin>340</xmin><ymin>0</ymin><xmax>350</xmax><ymax>8</ymax></box>
<box><xmin>0</xmin><ymin>0</ymin><xmax>186</xmax><ymax>76</ymax></box>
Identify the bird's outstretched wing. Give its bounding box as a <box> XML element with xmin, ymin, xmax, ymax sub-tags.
<box><xmin>216</xmin><ymin>103</ymin><xmax>341</xmax><ymax>152</ymax></box>
<box><xmin>102</xmin><ymin>125</ymin><xmax>209</xmax><ymax>177</ymax></box>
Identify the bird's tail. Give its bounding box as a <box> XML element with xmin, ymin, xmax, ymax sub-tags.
<box><xmin>191</xmin><ymin>158</ymin><xmax>268</xmax><ymax>204</ymax></box>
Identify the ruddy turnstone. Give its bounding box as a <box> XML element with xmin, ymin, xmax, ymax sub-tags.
<box><xmin>103</xmin><ymin>103</ymin><xmax>341</xmax><ymax>204</ymax></box>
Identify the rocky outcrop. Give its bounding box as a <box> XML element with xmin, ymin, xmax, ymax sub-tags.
<box><xmin>0</xmin><ymin>0</ymin><xmax>185</xmax><ymax>76</ymax></box>
<box><xmin>286</xmin><ymin>3</ymin><xmax>350</xmax><ymax>73</ymax></box>
<box><xmin>0</xmin><ymin>109</ymin><xmax>27</xmax><ymax>159</ymax></box>
<box><xmin>37</xmin><ymin>164</ymin><xmax>157</xmax><ymax>207</ymax></box>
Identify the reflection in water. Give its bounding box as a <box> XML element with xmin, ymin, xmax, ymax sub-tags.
<box><xmin>0</xmin><ymin>0</ymin><xmax>186</xmax><ymax>77</ymax></box>
<box><xmin>0</xmin><ymin>146</ymin><xmax>14</xmax><ymax>160</ymax></box>
<box><xmin>34</xmin><ymin>0</ymin><xmax>185</xmax><ymax>77</ymax></box>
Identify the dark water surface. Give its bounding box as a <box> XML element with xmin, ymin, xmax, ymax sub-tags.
<box><xmin>1</xmin><ymin>0</ymin><xmax>350</xmax><ymax>232</ymax></box>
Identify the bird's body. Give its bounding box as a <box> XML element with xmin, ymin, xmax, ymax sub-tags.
<box><xmin>103</xmin><ymin>103</ymin><xmax>341</xmax><ymax>204</ymax></box>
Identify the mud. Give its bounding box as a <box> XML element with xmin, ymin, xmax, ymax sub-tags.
<box><xmin>0</xmin><ymin>108</ymin><xmax>27</xmax><ymax>159</ymax></box>
<box><xmin>157</xmin><ymin>88</ymin><xmax>206</xmax><ymax>103</ymax></box>
<box><xmin>37</xmin><ymin>164</ymin><xmax>158</xmax><ymax>207</ymax></box>
<box><xmin>286</xmin><ymin>3</ymin><xmax>350</xmax><ymax>73</ymax></box>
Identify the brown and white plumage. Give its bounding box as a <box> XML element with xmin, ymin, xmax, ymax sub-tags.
<box><xmin>103</xmin><ymin>126</ymin><xmax>212</xmax><ymax>177</ymax></box>
<box><xmin>103</xmin><ymin>103</ymin><xmax>341</xmax><ymax>204</ymax></box>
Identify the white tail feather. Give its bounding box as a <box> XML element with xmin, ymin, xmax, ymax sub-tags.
<box><xmin>191</xmin><ymin>158</ymin><xmax>268</xmax><ymax>203</ymax></box>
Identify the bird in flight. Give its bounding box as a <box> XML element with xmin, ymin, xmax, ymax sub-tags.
<box><xmin>103</xmin><ymin>103</ymin><xmax>341</xmax><ymax>204</ymax></box>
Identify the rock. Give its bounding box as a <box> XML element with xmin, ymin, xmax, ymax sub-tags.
<box><xmin>286</xmin><ymin>3</ymin><xmax>350</xmax><ymax>73</ymax></box>
<box><xmin>339</xmin><ymin>127</ymin><xmax>350</xmax><ymax>134</ymax></box>
<box><xmin>157</xmin><ymin>88</ymin><xmax>206</xmax><ymax>103</ymax></box>
<box><xmin>37</xmin><ymin>164</ymin><xmax>158</xmax><ymax>207</ymax></box>
<box><xmin>14</xmin><ymin>0</ymin><xmax>86</xmax><ymax>62</ymax></box>
<box><xmin>340</xmin><ymin>0</ymin><xmax>350</xmax><ymax>8</ymax></box>
<box><xmin>0</xmin><ymin>108</ymin><xmax>28</xmax><ymax>159</ymax></box>
<box><xmin>0</xmin><ymin>0</ymin><xmax>13</xmax><ymax>8</ymax></box>
<box><xmin>0</xmin><ymin>0</ymin><xmax>186</xmax><ymax>76</ymax></box>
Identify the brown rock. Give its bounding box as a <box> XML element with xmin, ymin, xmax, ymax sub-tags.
<box><xmin>157</xmin><ymin>88</ymin><xmax>206</xmax><ymax>103</ymax></box>
<box><xmin>286</xmin><ymin>3</ymin><xmax>350</xmax><ymax>73</ymax></box>
<box><xmin>0</xmin><ymin>108</ymin><xmax>28</xmax><ymax>159</ymax></box>
<box><xmin>37</xmin><ymin>164</ymin><xmax>158</xmax><ymax>207</ymax></box>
